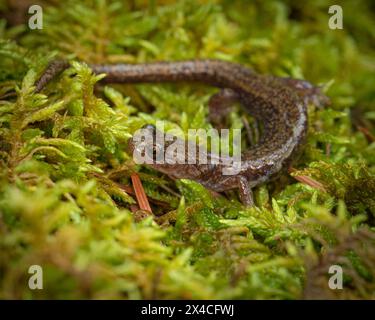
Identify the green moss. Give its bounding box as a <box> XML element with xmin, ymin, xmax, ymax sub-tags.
<box><xmin>0</xmin><ymin>0</ymin><xmax>374</xmax><ymax>299</ymax></box>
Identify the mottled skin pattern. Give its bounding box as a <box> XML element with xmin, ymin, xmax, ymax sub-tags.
<box><xmin>35</xmin><ymin>60</ymin><xmax>329</xmax><ymax>206</ymax></box>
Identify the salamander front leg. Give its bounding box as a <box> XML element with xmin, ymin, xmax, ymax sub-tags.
<box><xmin>276</xmin><ymin>77</ymin><xmax>330</xmax><ymax>108</ymax></box>
<box><xmin>237</xmin><ymin>176</ymin><xmax>254</xmax><ymax>207</ymax></box>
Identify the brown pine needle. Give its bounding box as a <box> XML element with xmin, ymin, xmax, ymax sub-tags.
<box><xmin>357</xmin><ymin>125</ymin><xmax>375</xmax><ymax>142</ymax></box>
<box><xmin>130</xmin><ymin>204</ymin><xmax>139</xmax><ymax>213</ymax></box>
<box><xmin>131</xmin><ymin>173</ymin><xmax>152</xmax><ymax>213</ymax></box>
<box><xmin>293</xmin><ymin>175</ymin><xmax>326</xmax><ymax>192</ymax></box>
<box><xmin>289</xmin><ymin>167</ymin><xmax>327</xmax><ymax>192</ymax></box>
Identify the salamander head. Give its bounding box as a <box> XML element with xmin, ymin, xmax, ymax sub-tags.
<box><xmin>127</xmin><ymin>124</ymin><xmax>188</xmax><ymax>177</ymax></box>
<box><xmin>128</xmin><ymin>124</ymin><xmax>160</xmax><ymax>162</ymax></box>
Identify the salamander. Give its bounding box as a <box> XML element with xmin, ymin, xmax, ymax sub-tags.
<box><xmin>35</xmin><ymin>59</ymin><xmax>329</xmax><ymax>206</ymax></box>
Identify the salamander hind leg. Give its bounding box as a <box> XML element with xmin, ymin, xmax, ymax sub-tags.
<box><xmin>237</xmin><ymin>176</ymin><xmax>254</xmax><ymax>207</ymax></box>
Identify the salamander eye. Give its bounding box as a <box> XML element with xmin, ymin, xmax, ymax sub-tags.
<box><xmin>294</xmin><ymin>80</ymin><xmax>313</xmax><ymax>90</ymax></box>
<box><xmin>141</xmin><ymin>124</ymin><xmax>157</xmax><ymax>141</ymax></box>
<box><xmin>139</xmin><ymin>124</ymin><xmax>156</xmax><ymax>142</ymax></box>
<box><xmin>142</xmin><ymin>124</ymin><xmax>156</xmax><ymax>132</ymax></box>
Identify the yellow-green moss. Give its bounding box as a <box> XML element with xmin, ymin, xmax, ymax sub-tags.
<box><xmin>0</xmin><ymin>0</ymin><xmax>374</xmax><ymax>299</ymax></box>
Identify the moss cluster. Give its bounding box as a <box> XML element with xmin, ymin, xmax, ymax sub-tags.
<box><xmin>0</xmin><ymin>0</ymin><xmax>374</xmax><ymax>299</ymax></box>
